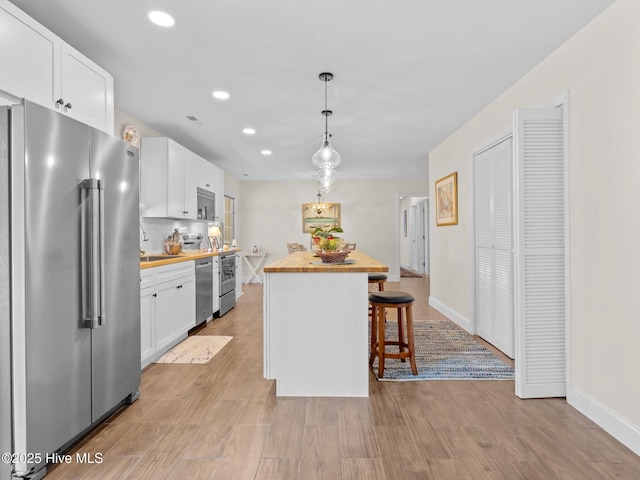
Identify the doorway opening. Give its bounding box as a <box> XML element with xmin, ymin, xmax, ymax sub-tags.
<box><xmin>398</xmin><ymin>195</ymin><xmax>429</xmax><ymax>276</ymax></box>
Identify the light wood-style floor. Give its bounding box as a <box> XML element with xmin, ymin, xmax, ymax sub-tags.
<box><xmin>45</xmin><ymin>276</ymin><xmax>639</xmax><ymax>479</ymax></box>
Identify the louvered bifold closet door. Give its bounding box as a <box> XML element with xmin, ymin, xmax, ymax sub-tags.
<box><xmin>475</xmin><ymin>148</ymin><xmax>493</xmax><ymax>343</ymax></box>
<box><xmin>492</xmin><ymin>139</ymin><xmax>514</xmax><ymax>357</ymax></box>
<box><xmin>475</xmin><ymin>139</ymin><xmax>514</xmax><ymax>358</ymax></box>
<box><xmin>514</xmin><ymin>107</ymin><xmax>566</xmax><ymax>399</ymax></box>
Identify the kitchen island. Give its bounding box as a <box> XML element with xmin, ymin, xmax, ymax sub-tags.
<box><xmin>263</xmin><ymin>250</ymin><xmax>388</xmax><ymax>397</ymax></box>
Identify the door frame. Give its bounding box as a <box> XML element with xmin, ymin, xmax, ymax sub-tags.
<box><xmin>397</xmin><ymin>193</ymin><xmax>429</xmax><ymax>278</ymax></box>
<box><xmin>413</xmin><ymin>198</ymin><xmax>429</xmax><ymax>274</ymax></box>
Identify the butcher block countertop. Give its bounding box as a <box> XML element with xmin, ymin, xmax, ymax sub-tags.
<box><xmin>263</xmin><ymin>250</ymin><xmax>388</xmax><ymax>273</ymax></box>
<box><xmin>139</xmin><ymin>249</ymin><xmax>239</xmax><ymax>269</ymax></box>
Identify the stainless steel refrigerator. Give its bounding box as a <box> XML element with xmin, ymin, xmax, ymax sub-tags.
<box><xmin>0</xmin><ymin>100</ymin><xmax>141</xmax><ymax>479</ymax></box>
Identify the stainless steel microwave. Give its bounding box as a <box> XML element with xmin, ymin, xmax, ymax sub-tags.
<box><xmin>196</xmin><ymin>188</ymin><xmax>215</xmax><ymax>221</ymax></box>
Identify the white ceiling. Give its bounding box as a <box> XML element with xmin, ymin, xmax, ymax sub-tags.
<box><xmin>12</xmin><ymin>0</ymin><xmax>615</xmax><ymax>182</ymax></box>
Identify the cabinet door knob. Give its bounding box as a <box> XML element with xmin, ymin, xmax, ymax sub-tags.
<box><xmin>65</xmin><ymin>103</ymin><xmax>72</xmax><ymax>110</ymax></box>
<box><xmin>152</xmin><ymin>293</ymin><xmax>157</xmax><ymax>298</ymax></box>
<box><xmin>183</xmin><ymin>211</ymin><xmax>188</xmax><ymax>214</ymax></box>
<box><xmin>56</xmin><ymin>98</ymin><xmax>64</xmax><ymax>106</ymax></box>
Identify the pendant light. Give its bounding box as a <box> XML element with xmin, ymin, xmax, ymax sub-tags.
<box><xmin>311</xmin><ymin>72</ymin><xmax>341</xmax><ymax>169</ymax></box>
<box><xmin>309</xmin><ymin>191</ymin><xmax>327</xmax><ymax>214</ymax></box>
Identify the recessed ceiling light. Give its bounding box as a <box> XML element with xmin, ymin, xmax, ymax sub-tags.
<box><xmin>212</xmin><ymin>91</ymin><xmax>230</xmax><ymax>100</ymax></box>
<box><xmin>242</xmin><ymin>128</ymin><xmax>256</xmax><ymax>135</ymax></box>
<box><xmin>148</xmin><ymin>11</ymin><xmax>175</xmax><ymax>27</ymax></box>
<box><xmin>261</xmin><ymin>150</ymin><xmax>272</xmax><ymax>156</ymax></box>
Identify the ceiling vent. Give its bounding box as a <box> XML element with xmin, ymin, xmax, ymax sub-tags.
<box><xmin>186</xmin><ymin>115</ymin><xmax>203</xmax><ymax>125</ymax></box>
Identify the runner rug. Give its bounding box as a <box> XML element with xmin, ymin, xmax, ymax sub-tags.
<box><xmin>370</xmin><ymin>320</ymin><xmax>514</xmax><ymax>381</ymax></box>
<box><xmin>155</xmin><ymin>335</ymin><xmax>233</xmax><ymax>364</ymax></box>
<box><xmin>400</xmin><ymin>267</ymin><xmax>423</xmax><ymax>278</ymax></box>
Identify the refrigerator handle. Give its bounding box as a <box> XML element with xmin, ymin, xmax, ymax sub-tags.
<box><xmin>81</xmin><ymin>179</ymin><xmax>101</xmax><ymax>329</ymax></box>
<box><xmin>98</xmin><ymin>179</ymin><xmax>106</xmax><ymax>326</ymax></box>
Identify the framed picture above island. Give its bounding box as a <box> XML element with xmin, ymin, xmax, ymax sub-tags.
<box><xmin>302</xmin><ymin>202</ymin><xmax>341</xmax><ymax>233</ymax></box>
<box><xmin>435</xmin><ymin>172</ymin><xmax>458</xmax><ymax>226</ymax></box>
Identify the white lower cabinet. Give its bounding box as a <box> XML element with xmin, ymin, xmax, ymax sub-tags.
<box><xmin>140</xmin><ymin>285</ymin><xmax>156</xmax><ymax>365</ymax></box>
<box><xmin>139</xmin><ymin>261</ymin><xmax>196</xmax><ymax>368</ymax></box>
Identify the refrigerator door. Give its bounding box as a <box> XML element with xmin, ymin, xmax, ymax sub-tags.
<box><xmin>15</xmin><ymin>101</ymin><xmax>93</xmax><ymax>469</ymax></box>
<box><xmin>89</xmin><ymin>128</ymin><xmax>141</xmax><ymax>421</ymax></box>
<box><xmin>0</xmin><ymin>107</ymin><xmax>13</xmax><ymax>480</ymax></box>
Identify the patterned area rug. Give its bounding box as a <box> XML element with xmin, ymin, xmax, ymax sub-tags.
<box><xmin>155</xmin><ymin>335</ymin><xmax>232</xmax><ymax>364</ymax></box>
<box><xmin>370</xmin><ymin>320</ymin><xmax>514</xmax><ymax>381</ymax></box>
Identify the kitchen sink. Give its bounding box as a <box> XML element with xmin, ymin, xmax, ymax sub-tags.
<box><xmin>139</xmin><ymin>255</ymin><xmax>174</xmax><ymax>262</ymax></box>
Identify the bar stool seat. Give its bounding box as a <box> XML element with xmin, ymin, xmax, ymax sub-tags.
<box><xmin>369</xmin><ymin>290</ymin><xmax>418</xmax><ymax>378</ymax></box>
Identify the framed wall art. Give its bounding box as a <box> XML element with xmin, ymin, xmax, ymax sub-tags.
<box><xmin>302</xmin><ymin>202</ymin><xmax>341</xmax><ymax>233</ymax></box>
<box><xmin>435</xmin><ymin>172</ymin><xmax>458</xmax><ymax>226</ymax></box>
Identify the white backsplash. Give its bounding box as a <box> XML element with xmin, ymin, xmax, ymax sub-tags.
<box><xmin>140</xmin><ymin>217</ymin><xmax>210</xmax><ymax>254</ymax></box>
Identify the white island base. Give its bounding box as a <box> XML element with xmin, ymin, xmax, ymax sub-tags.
<box><xmin>263</xmin><ymin>271</ymin><xmax>369</xmax><ymax>397</ymax></box>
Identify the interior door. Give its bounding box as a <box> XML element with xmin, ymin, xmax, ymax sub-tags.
<box><xmin>475</xmin><ymin>137</ymin><xmax>514</xmax><ymax>358</ymax></box>
<box><xmin>514</xmin><ymin>107</ymin><xmax>566</xmax><ymax>399</ymax></box>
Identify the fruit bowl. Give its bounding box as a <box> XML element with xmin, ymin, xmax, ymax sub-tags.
<box><xmin>317</xmin><ymin>250</ymin><xmax>350</xmax><ymax>264</ymax></box>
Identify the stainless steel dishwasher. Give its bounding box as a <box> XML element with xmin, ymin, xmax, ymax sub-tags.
<box><xmin>195</xmin><ymin>257</ymin><xmax>213</xmax><ymax>326</ymax></box>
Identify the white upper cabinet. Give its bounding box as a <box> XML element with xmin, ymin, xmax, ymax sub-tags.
<box><xmin>215</xmin><ymin>168</ymin><xmax>224</xmax><ymax>225</ymax></box>
<box><xmin>196</xmin><ymin>157</ymin><xmax>217</xmax><ymax>192</ymax></box>
<box><xmin>0</xmin><ymin>0</ymin><xmax>57</xmax><ymax>108</ymax></box>
<box><xmin>196</xmin><ymin>157</ymin><xmax>224</xmax><ymax>222</ymax></box>
<box><xmin>0</xmin><ymin>0</ymin><xmax>114</xmax><ymax>134</ymax></box>
<box><xmin>59</xmin><ymin>43</ymin><xmax>114</xmax><ymax>133</ymax></box>
<box><xmin>141</xmin><ymin>137</ymin><xmax>201</xmax><ymax>220</ymax></box>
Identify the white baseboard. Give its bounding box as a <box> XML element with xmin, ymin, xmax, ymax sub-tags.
<box><xmin>567</xmin><ymin>386</ymin><xmax>640</xmax><ymax>456</ymax></box>
<box><xmin>428</xmin><ymin>296</ymin><xmax>472</xmax><ymax>332</ymax></box>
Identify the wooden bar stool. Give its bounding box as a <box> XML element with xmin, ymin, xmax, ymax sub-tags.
<box><xmin>368</xmin><ymin>273</ymin><xmax>387</xmax><ymax>319</ymax></box>
<box><xmin>369</xmin><ymin>291</ymin><xmax>418</xmax><ymax>378</ymax></box>
<box><xmin>368</xmin><ymin>273</ymin><xmax>387</xmax><ymax>291</ymax></box>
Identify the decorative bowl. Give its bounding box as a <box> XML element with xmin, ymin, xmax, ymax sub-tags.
<box><xmin>164</xmin><ymin>243</ymin><xmax>182</xmax><ymax>255</ymax></box>
<box><xmin>318</xmin><ymin>250</ymin><xmax>350</xmax><ymax>264</ymax></box>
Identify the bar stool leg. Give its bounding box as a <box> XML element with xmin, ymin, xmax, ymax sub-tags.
<box><xmin>397</xmin><ymin>306</ymin><xmax>405</xmax><ymax>362</ymax></box>
<box><xmin>369</xmin><ymin>304</ymin><xmax>377</xmax><ymax>366</ymax></box>
<box><xmin>378</xmin><ymin>303</ymin><xmax>386</xmax><ymax>378</ymax></box>
<box><xmin>406</xmin><ymin>303</ymin><xmax>418</xmax><ymax>375</ymax></box>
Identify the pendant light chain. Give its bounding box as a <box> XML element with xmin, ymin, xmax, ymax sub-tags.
<box><xmin>324</xmin><ymin>76</ymin><xmax>328</xmax><ymax>138</ymax></box>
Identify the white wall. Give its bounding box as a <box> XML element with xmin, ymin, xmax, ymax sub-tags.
<box><xmin>114</xmin><ymin>108</ymin><xmax>164</xmax><ymax>146</ymax></box>
<box><xmin>238</xmin><ymin>178</ymin><xmax>428</xmax><ymax>279</ymax></box>
<box><xmin>429</xmin><ymin>0</ymin><xmax>640</xmax><ymax>453</ymax></box>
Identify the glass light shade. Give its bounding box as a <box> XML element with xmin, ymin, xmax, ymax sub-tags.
<box><xmin>317</xmin><ymin>168</ymin><xmax>337</xmax><ymax>193</ymax></box>
<box><xmin>318</xmin><ymin>180</ymin><xmax>336</xmax><ymax>193</ymax></box>
<box><xmin>316</xmin><ymin>166</ymin><xmax>337</xmax><ymax>183</ymax></box>
<box><xmin>208</xmin><ymin>225</ymin><xmax>221</xmax><ymax>237</ymax></box>
<box><xmin>311</xmin><ymin>133</ymin><xmax>341</xmax><ymax>169</ymax></box>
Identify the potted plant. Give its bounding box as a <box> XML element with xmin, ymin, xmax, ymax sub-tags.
<box><xmin>311</xmin><ymin>226</ymin><xmax>350</xmax><ymax>263</ymax></box>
